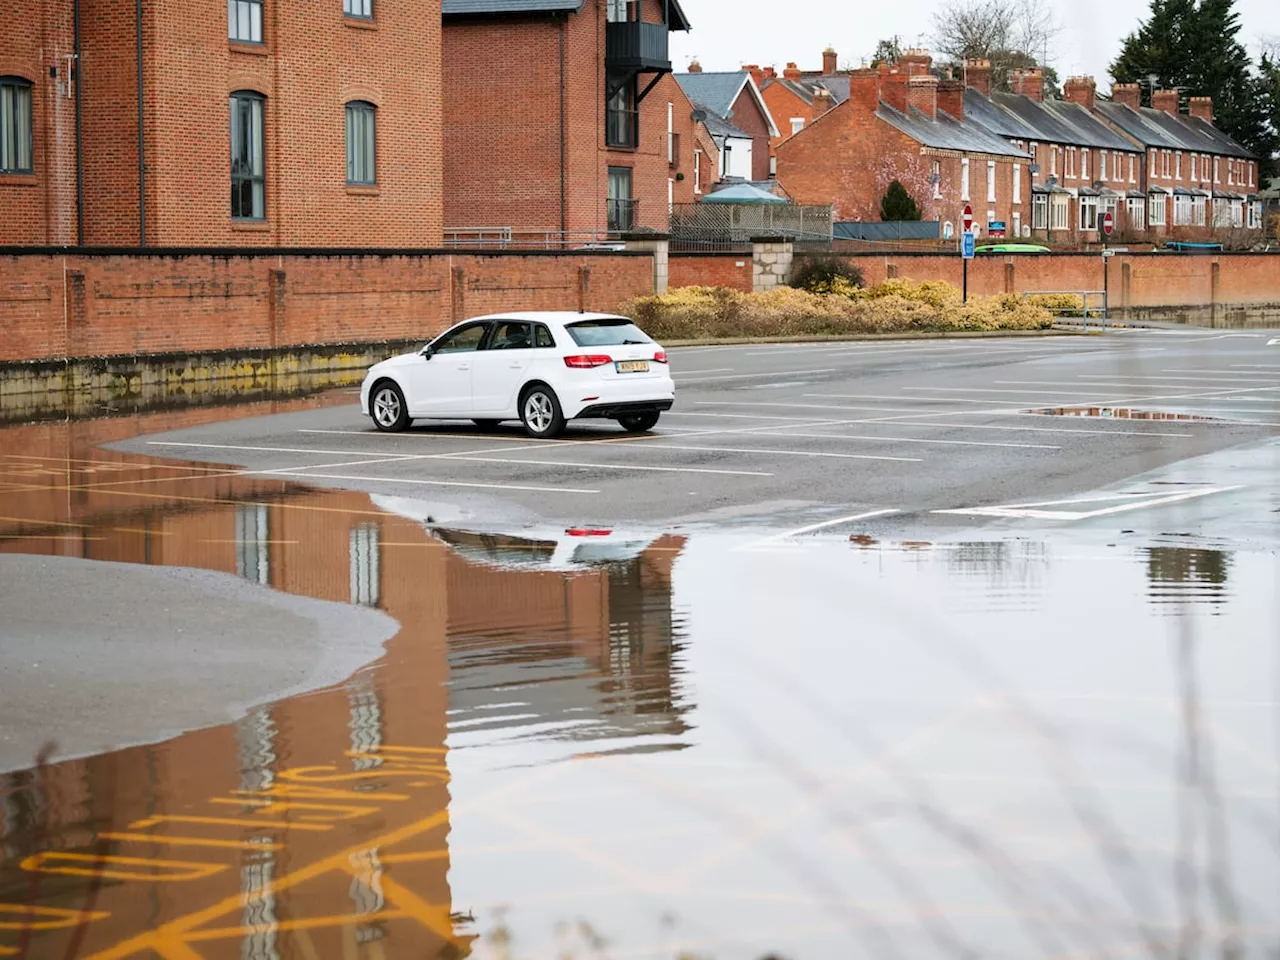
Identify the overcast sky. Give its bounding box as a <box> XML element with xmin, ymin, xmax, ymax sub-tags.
<box><xmin>670</xmin><ymin>0</ymin><xmax>1280</xmax><ymax>91</ymax></box>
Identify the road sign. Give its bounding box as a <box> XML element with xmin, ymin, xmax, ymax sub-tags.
<box><xmin>1102</xmin><ymin>211</ymin><xmax>1114</xmax><ymax>236</ymax></box>
<box><xmin>988</xmin><ymin>220</ymin><xmax>1007</xmax><ymax>238</ymax></box>
<box><xmin>962</xmin><ymin>232</ymin><xmax>976</xmax><ymax>260</ymax></box>
<box><xmin>962</xmin><ymin>205</ymin><xmax>974</xmax><ymax>233</ymax></box>
<box><xmin>1101</xmin><ymin>248</ymin><xmax>1116</xmax><ymax>258</ymax></box>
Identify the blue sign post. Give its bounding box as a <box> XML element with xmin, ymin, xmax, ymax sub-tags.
<box><xmin>961</xmin><ymin>231</ymin><xmax>975</xmax><ymax>303</ymax></box>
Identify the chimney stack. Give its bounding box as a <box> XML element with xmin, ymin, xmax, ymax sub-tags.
<box><xmin>1010</xmin><ymin>67</ymin><xmax>1044</xmax><ymax>102</ymax></box>
<box><xmin>743</xmin><ymin>64</ymin><xmax>764</xmax><ymax>85</ymax></box>
<box><xmin>1063</xmin><ymin>76</ymin><xmax>1097</xmax><ymax>112</ymax></box>
<box><xmin>1153</xmin><ymin>88</ymin><xmax>1180</xmax><ymax>115</ymax></box>
<box><xmin>783</xmin><ymin>62</ymin><xmax>802</xmax><ymax>81</ymax></box>
<box><xmin>963</xmin><ymin>59</ymin><xmax>991</xmax><ymax>96</ymax></box>
<box><xmin>880</xmin><ymin>65</ymin><xmax>908</xmax><ymax>113</ymax></box>
<box><xmin>687</xmin><ymin>59</ymin><xmax>703</xmax><ymax>73</ymax></box>
<box><xmin>1189</xmin><ymin>96</ymin><xmax>1213</xmax><ymax>122</ymax></box>
<box><xmin>907</xmin><ymin>73</ymin><xmax>939</xmax><ymax>120</ymax></box>
<box><xmin>936</xmin><ymin>78</ymin><xmax>965</xmax><ymax>120</ymax></box>
<box><xmin>813</xmin><ymin>87</ymin><xmax>834</xmax><ymax>116</ymax></box>
<box><xmin>847</xmin><ymin>68</ymin><xmax>882</xmax><ymax>115</ymax></box>
<box><xmin>822</xmin><ymin>46</ymin><xmax>838</xmax><ymax>76</ymax></box>
<box><xmin>762</xmin><ymin>65</ymin><xmax>776</xmax><ymax>80</ymax></box>
<box><xmin>900</xmin><ymin>48</ymin><xmax>933</xmax><ymax>77</ymax></box>
<box><xmin>1111</xmin><ymin>83</ymin><xmax>1140</xmax><ymax>110</ymax></box>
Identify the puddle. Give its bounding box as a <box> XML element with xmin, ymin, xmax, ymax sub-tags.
<box><xmin>1028</xmin><ymin>406</ymin><xmax>1225</xmax><ymax>422</ymax></box>
<box><xmin>1</xmin><ymin>410</ymin><xmax>1278</xmax><ymax>958</ymax></box>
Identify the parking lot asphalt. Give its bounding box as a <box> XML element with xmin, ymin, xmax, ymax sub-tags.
<box><xmin>116</xmin><ymin>328</ymin><xmax>1280</xmax><ymax>543</ymax></box>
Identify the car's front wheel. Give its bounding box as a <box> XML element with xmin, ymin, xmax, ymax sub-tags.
<box><xmin>618</xmin><ymin>412</ymin><xmax>660</xmax><ymax>433</ymax></box>
<box><xmin>519</xmin><ymin>384</ymin><xmax>565</xmax><ymax>439</ymax></box>
<box><xmin>370</xmin><ymin>381</ymin><xmax>411</xmax><ymax>432</ymax></box>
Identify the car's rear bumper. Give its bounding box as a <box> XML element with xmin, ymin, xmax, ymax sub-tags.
<box><xmin>575</xmin><ymin>398</ymin><xmax>674</xmax><ymax>419</ymax></box>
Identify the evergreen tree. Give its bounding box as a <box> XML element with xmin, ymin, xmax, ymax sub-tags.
<box><xmin>1110</xmin><ymin>0</ymin><xmax>1272</xmax><ymax>170</ymax></box>
<box><xmin>880</xmin><ymin>180</ymin><xmax>923</xmax><ymax>221</ymax></box>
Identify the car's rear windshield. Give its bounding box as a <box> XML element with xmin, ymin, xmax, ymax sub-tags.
<box><xmin>565</xmin><ymin>318</ymin><xmax>653</xmax><ymax>348</ymax></box>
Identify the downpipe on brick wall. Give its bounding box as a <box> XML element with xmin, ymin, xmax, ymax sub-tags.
<box><xmin>136</xmin><ymin>0</ymin><xmax>146</xmax><ymax>245</ymax></box>
<box><xmin>73</xmin><ymin>0</ymin><xmax>84</xmax><ymax>245</ymax></box>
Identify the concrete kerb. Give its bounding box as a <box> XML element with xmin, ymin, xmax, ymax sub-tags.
<box><xmin>663</xmin><ymin>329</ymin><xmax>1091</xmax><ymax>347</ymax></box>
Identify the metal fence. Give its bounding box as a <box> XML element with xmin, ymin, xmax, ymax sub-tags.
<box><xmin>442</xmin><ymin>228</ymin><xmax>627</xmax><ymax>250</ymax></box>
<box><xmin>668</xmin><ymin>203</ymin><xmax>833</xmax><ymax>245</ymax></box>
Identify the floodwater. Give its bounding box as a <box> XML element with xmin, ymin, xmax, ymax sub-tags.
<box><xmin>1</xmin><ymin>399</ymin><xmax>1278</xmax><ymax>959</ymax></box>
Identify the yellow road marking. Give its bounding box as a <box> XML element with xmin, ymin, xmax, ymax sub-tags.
<box><xmin>183</xmin><ymin>912</ymin><xmax>410</xmax><ymax>942</ymax></box>
<box><xmin>22</xmin><ymin>852</ymin><xmax>227</xmax><ymax>883</ymax></box>
<box><xmin>97</xmin><ymin>834</ymin><xmax>283</xmax><ymax>852</ymax></box>
<box><xmin>129</xmin><ymin>815</ymin><xmax>332</xmax><ymax>834</ymax></box>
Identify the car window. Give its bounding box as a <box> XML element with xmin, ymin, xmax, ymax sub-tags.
<box><xmin>433</xmin><ymin>323</ymin><xmax>488</xmax><ymax>354</ymax></box>
<box><xmin>565</xmin><ymin>318</ymin><xmax>652</xmax><ymax>348</ymax></box>
<box><xmin>486</xmin><ymin>321</ymin><xmax>533</xmax><ymax>351</ymax></box>
<box><xmin>534</xmin><ymin>324</ymin><xmax>556</xmax><ymax>348</ymax></box>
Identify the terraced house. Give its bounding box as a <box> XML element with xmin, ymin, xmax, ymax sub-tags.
<box><xmin>674</xmin><ymin>67</ymin><xmax>778</xmax><ymax>183</ymax></box>
<box><xmin>442</xmin><ymin>0</ymin><xmax>695</xmax><ymax>240</ymax></box>
<box><xmin>3</xmin><ymin>0</ymin><xmax>443</xmax><ymax>246</ymax></box>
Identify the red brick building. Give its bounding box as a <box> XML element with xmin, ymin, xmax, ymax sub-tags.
<box><xmin>2</xmin><ymin>0</ymin><xmax>443</xmax><ymax>247</ymax></box>
<box><xmin>774</xmin><ymin>60</ymin><xmax>1028</xmax><ymax>234</ymax></box>
<box><xmin>441</xmin><ymin>0</ymin><xmax>693</xmax><ymax>239</ymax></box>
<box><xmin>674</xmin><ymin>67</ymin><xmax>778</xmax><ymax>183</ymax></box>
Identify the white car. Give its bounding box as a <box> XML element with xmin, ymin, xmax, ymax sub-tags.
<box><xmin>360</xmin><ymin>311</ymin><xmax>674</xmax><ymax>439</ymax></box>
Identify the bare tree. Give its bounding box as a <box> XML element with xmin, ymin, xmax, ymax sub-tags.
<box><xmin>931</xmin><ymin>0</ymin><xmax>1061</xmax><ymax>92</ymax></box>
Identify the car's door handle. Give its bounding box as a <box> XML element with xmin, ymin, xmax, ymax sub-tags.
<box><xmin>457</xmin><ymin>364</ymin><xmax>470</xmax><ymax>371</ymax></box>
<box><xmin>509</xmin><ymin>362</ymin><xmax>523</xmax><ymax>369</ymax></box>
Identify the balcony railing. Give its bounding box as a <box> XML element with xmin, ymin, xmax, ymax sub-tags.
<box><xmin>607</xmin><ymin>198</ymin><xmax>638</xmax><ymax>233</ymax></box>
<box><xmin>605</xmin><ymin>20</ymin><xmax>670</xmax><ymax>71</ymax></box>
<box><xmin>667</xmin><ymin>132</ymin><xmax>680</xmax><ymax>169</ymax></box>
<box><xmin>606</xmin><ymin>107</ymin><xmax>639</xmax><ymax>149</ymax></box>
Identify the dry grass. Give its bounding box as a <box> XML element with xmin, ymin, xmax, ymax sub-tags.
<box><xmin>622</xmin><ymin>280</ymin><xmax>1055</xmax><ymax>341</ymax></box>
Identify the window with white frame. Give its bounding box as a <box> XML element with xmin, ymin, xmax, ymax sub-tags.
<box><xmin>1081</xmin><ymin>148</ymin><xmax>1089</xmax><ymax>181</ymax></box>
<box><xmin>1191</xmin><ymin>196</ymin><xmax>1206</xmax><ymax>225</ymax></box>
<box><xmin>1175</xmin><ymin>152</ymin><xmax>1181</xmax><ymax>179</ymax></box>
<box><xmin>345</xmin><ymin>101</ymin><xmax>376</xmax><ymax>185</ymax></box>
<box><xmin>1213</xmin><ymin>156</ymin><xmax>1220</xmax><ymax>182</ymax></box>
<box><xmin>1212</xmin><ymin>198</ymin><xmax>1231</xmax><ymax>226</ymax></box>
<box><xmin>1148</xmin><ymin>193</ymin><xmax>1166</xmax><ymax>226</ymax></box>
<box><xmin>1050</xmin><ymin>194</ymin><xmax>1069</xmax><ymax>230</ymax></box>
<box><xmin>1126</xmin><ymin>197</ymin><xmax>1145</xmax><ymax>230</ymax></box>
<box><xmin>1012</xmin><ymin>163</ymin><xmax>1021</xmax><ymax>204</ymax></box>
<box><xmin>987</xmin><ymin>160</ymin><xmax>996</xmax><ymax>202</ymax></box>
<box><xmin>1013</xmin><ymin>211</ymin><xmax>1022</xmax><ymax>237</ymax></box>
<box><xmin>1102</xmin><ymin>195</ymin><xmax>1118</xmax><ymax>225</ymax></box>
<box><xmin>1099</xmin><ymin>150</ymin><xmax>1107</xmax><ymax>181</ymax></box>
<box><xmin>1067</xmin><ymin>147</ymin><xmax>1076</xmax><ymax>178</ymax></box>
<box><xmin>961</xmin><ymin>157</ymin><xmax>970</xmax><ymax>201</ymax></box>
<box><xmin>349</xmin><ymin>523</ymin><xmax>380</xmax><ymax>607</ymax></box>
<box><xmin>1231</xmin><ymin>199</ymin><xmax>1243</xmax><ymax>227</ymax></box>
<box><xmin>790</xmin><ymin>117</ymin><xmax>804</xmax><ymax>135</ymax></box>
<box><xmin>1032</xmin><ymin>193</ymin><xmax>1047</xmax><ymax>229</ymax></box>
<box><xmin>1029</xmin><ymin>142</ymin><xmax>1038</xmax><ymax>180</ymax></box>
<box><xmin>1163</xmin><ymin>150</ymin><xmax>1171</xmax><ymax>178</ymax></box>
<box><xmin>1248</xmin><ymin>201</ymin><xmax>1262</xmax><ymax>229</ymax></box>
<box><xmin>343</xmin><ymin>0</ymin><xmax>372</xmax><ymax>17</ymax></box>
<box><xmin>1190</xmin><ymin>153</ymin><xmax>1196</xmax><ymax>181</ymax></box>
<box><xmin>1174</xmin><ymin>194</ymin><xmax>1191</xmax><ymax>225</ymax></box>
<box><xmin>932</xmin><ymin>160</ymin><xmax>942</xmax><ymax>199</ymax></box>
<box><xmin>1149</xmin><ymin>150</ymin><xmax>1157</xmax><ymax>177</ymax></box>
<box><xmin>1128</xmin><ymin>154</ymin><xmax>1136</xmax><ymax>183</ymax></box>
<box><xmin>1248</xmin><ymin>162</ymin><xmax>1255</xmax><ymax>187</ymax></box>
<box><xmin>1050</xmin><ymin>146</ymin><xmax>1057</xmax><ymax>177</ymax></box>
<box><xmin>693</xmin><ymin>149</ymin><xmax>701</xmax><ymax>193</ymax></box>
<box><xmin>1227</xmin><ymin>159</ymin><xmax>1234</xmax><ymax>185</ymax></box>
<box><xmin>229</xmin><ymin>0</ymin><xmax>263</xmax><ymax>43</ymax></box>
<box><xmin>1079</xmin><ymin>194</ymin><xmax>1099</xmax><ymax>231</ymax></box>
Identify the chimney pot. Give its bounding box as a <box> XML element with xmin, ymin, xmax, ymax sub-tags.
<box><xmin>822</xmin><ymin>46</ymin><xmax>838</xmax><ymax>76</ymax></box>
<box><xmin>1153</xmin><ymin>88</ymin><xmax>1180</xmax><ymax>115</ymax></box>
<box><xmin>1111</xmin><ymin>82</ymin><xmax>1140</xmax><ymax>110</ymax></box>
<box><xmin>687</xmin><ymin>59</ymin><xmax>703</xmax><ymax>73</ymax></box>
<box><xmin>1010</xmin><ymin>67</ymin><xmax>1044</xmax><ymax>102</ymax></box>
<box><xmin>783</xmin><ymin>61</ymin><xmax>801</xmax><ymax>81</ymax></box>
<box><xmin>1063</xmin><ymin>75</ymin><xmax>1097</xmax><ymax>112</ymax></box>
<box><xmin>1189</xmin><ymin>96</ymin><xmax>1213</xmax><ymax>123</ymax></box>
<box><xmin>963</xmin><ymin>58</ymin><xmax>991</xmax><ymax>96</ymax></box>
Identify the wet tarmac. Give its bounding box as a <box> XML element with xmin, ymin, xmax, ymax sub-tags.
<box><xmin>2</xmin><ymin>336</ymin><xmax>1279</xmax><ymax>959</ymax></box>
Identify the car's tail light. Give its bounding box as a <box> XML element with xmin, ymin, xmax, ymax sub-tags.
<box><xmin>564</xmin><ymin>355</ymin><xmax>613</xmax><ymax>369</ymax></box>
<box><xmin>653</xmin><ymin>351</ymin><xmax>668</xmax><ymax>363</ymax></box>
<box><xmin>566</xmin><ymin>527</ymin><xmax>612</xmax><ymax>537</ymax></box>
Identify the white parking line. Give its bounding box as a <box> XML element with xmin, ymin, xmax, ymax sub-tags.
<box><xmin>933</xmin><ymin>486</ymin><xmax>1242</xmax><ymax>521</ymax></box>
<box><xmin>261</xmin><ymin>471</ymin><xmax>600</xmax><ymax>495</ymax></box>
<box><xmin>1076</xmin><ymin>373</ymin><xmax>1280</xmax><ymax>383</ymax></box>
<box><xmin>675</xmin><ymin>367</ymin><xmax>838</xmax><ymax>383</ymax></box>
<box><xmin>671</xmin><ymin>367</ymin><xmax>735</xmax><ymax>376</ymax></box>
<box><xmin>433</xmin><ymin>454</ymin><xmax>772</xmax><ymax>477</ymax></box>
<box><xmin>649</xmin><ymin>444</ymin><xmax>922</xmax><ymax>463</ymax></box>
<box><xmin>732</xmin><ymin>429</ymin><xmax>1059</xmax><ymax>450</ymax></box>
<box><xmin>748</xmin><ymin>508</ymin><xmax>901</xmax><ymax>546</ymax></box>
<box><xmin>664</xmin><ymin>409</ymin><xmax>1194</xmax><ymax>437</ymax></box>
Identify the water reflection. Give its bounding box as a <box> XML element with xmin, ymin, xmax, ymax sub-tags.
<box><xmin>1146</xmin><ymin>546</ymin><xmax>1233</xmax><ymax>611</ymax></box>
<box><xmin>0</xmin><ymin>401</ymin><xmax>689</xmax><ymax>959</ymax></box>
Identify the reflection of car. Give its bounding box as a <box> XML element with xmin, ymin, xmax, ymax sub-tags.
<box><xmin>360</xmin><ymin>311</ymin><xmax>675</xmax><ymax>439</ymax></box>
<box><xmin>975</xmin><ymin>243</ymin><xmax>1051</xmax><ymax>254</ymax></box>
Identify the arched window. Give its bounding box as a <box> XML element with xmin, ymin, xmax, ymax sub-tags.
<box><xmin>345</xmin><ymin>101</ymin><xmax>376</xmax><ymax>185</ymax></box>
<box><xmin>230</xmin><ymin>91</ymin><xmax>266</xmax><ymax>219</ymax></box>
<box><xmin>1</xmin><ymin>77</ymin><xmax>33</xmax><ymax>174</ymax></box>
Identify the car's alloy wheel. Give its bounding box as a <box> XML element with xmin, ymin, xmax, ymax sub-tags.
<box><xmin>371</xmin><ymin>382</ymin><xmax>410</xmax><ymax>432</ymax></box>
<box><xmin>520</xmin><ymin>387</ymin><xmax>565</xmax><ymax>439</ymax></box>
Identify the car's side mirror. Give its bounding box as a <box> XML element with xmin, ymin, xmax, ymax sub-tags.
<box><xmin>421</xmin><ymin>346</ymin><xmax>434</xmax><ymax>360</ymax></box>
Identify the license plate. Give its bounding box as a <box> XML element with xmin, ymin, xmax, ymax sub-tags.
<box><xmin>616</xmin><ymin>360</ymin><xmax>649</xmax><ymax>373</ymax></box>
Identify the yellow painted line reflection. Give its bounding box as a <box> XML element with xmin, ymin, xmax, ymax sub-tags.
<box><xmin>0</xmin><ymin>535</ymin><xmax>105</xmax><ymax>542</ymax></box>
<box><xmin>378</xmin><ymin>849</ymin><xmax>449</xmax><ymax>865</ymax></box>
<box><xmin>129</xmin><ymin>815</ymin><xmax>332</xmax><ymax>834</ymax></box>
<box><xmin>0</xmin><ymin>903</ymin><xmax>111</xmax><ymax>931</ymax></box>
<box><xmin>0</xmin><ymin>515</ymin><xmax>86</xmax><ymax>528</ymax></box>
<box><xmin>183</xmin><ymin>911</ymin><xmax>410</xmax><ymax>942</ymax></box>
<box><xmin>150</xmin><ymin>937</ymin><xmax>205</xmax><ymax>960</ymax></box>
<box><xmin>97</xmin><ymin>833</ymin><xmax>283</xmax><ymax>851</ymax></box>
<box><xmin>111</xmin><ymin>526</ymin><xmax>175</xmax><ymax>536</ymax></box>
<box><xmin>208</xmin><ymin>798</ymin><xmax>380</xmax><ymax>821</ymax></box>
<box><xmin>21</xmin><ymin>852</ymin><xmax>227</xmax><ymax>883</ymax></box>
<box><xmin>198</xmin><ymin>539</ymin><xmax>300</xmax><ymax>545</ymax></box>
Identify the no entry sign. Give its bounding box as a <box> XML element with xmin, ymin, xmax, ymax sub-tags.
<box><xmin>962</xmin><ymin>204</ymin><xmax>974</xmax><ymax>233</ymax></box>
<box><xmin>1102</xmin><ymin>211</ymin><xmax>1114</xmax><ymax>237</ymax></box>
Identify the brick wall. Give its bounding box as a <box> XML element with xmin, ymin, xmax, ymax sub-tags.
<box><xmin>727</xmin><ymin>85</ymin><xmax>774</xmax><ymax>182</ymax></box>
<box><xmin>0</xmin><ymin>250</ymin><xmax>655</xmax><ymax>363</ymax></box>
<box><xmin>668</xmin><ymin>251</ymin><xmax>1280</xmax><ymax>314</ymax></box>
<box><xmin>669</xmin><ymin>253</ymin><xmax>753</xmax><ymax>291</ymax></box>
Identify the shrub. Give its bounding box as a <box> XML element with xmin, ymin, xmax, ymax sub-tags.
<box><xmin>619</xmin><ymin>280</ymin><xmax>1054</xmax><ymax>340</ymax></box>
<box><xmin>880</xmin><ymin>179</ymin><xmax>923</xmax><ymax>221</ymax></box>
<box><xmin>788</xmin><ymin>254</ymin><xmax>865</xmax><ymax>294</ymax></box>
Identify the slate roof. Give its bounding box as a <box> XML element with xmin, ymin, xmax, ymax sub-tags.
<box><xmin>443</xmin><ymin>0</ymin><xmax>690</xmax><ymax>29</ymax></box>
<box><xmin>1094</xmin><ymin>102</ymin><xmax>1252</xmax><ymax>159</ymax></box>
<box><xmin>700</xmin><ymin>112</ymin><xmax>752</xmax><ymax>140</ymax></box>
<box><xmin>763</xmin><ymin>75</ymin><xmax>851</xmax><ymax>106</ymax></box>
<box><xmin>876</xmin><ymin>102</ymin><xmax>1028</xmax><ymax>158</ymax></box>
<box><xmin>675</xmin><ymin>72</ymin><xmax>751</xmax><ymax>120</ymax></box>
<box><xmin>962</xmin><ymin>90</ymin><xmax>1139</xmax><ymax>152</ymax></box>
<box><xmin>763</xmin><ymin>78</ymin><xmax>815</xmax><ymax>105</ymax></box>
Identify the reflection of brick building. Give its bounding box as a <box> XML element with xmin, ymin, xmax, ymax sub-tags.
<box><xmin>0</xmin><ymin>403</ymin><xmax>687</xmax><ymax>958</ymax></box>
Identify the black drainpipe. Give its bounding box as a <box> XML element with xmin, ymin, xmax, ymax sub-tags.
<box><xmin>73</xmin><ymin>0</ymin><xmax>84</xmax><ymax>246</ymax></box>
<box><xmin>558</xmin><ymin>13</ymin><xmax>567</xmax><ymax>235</ymax></box>
<box><xmin>135</xmin><ymin>0</ymin><xmax>146</xmax><ymax>245</ymax></box>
